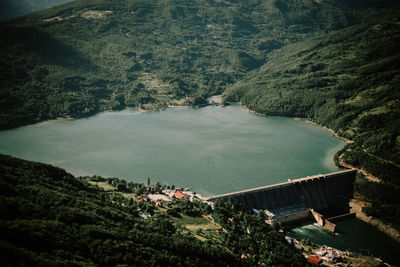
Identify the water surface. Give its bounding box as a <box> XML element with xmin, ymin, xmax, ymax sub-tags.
<box><xmin>291</xmin><ymin>218</ymin><xmax>400</xmax><ymax>265</ymax></box>
<box><xmin>0</xmin><ymin>105</ymin><xmax>344</xmax><ymax>195</ymax></box>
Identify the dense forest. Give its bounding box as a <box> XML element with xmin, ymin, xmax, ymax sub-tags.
<box><xmin>0</xmin><ymin>154</ymin><xmax>307</xmax><ymax>266</ymax></box>
<box><xmin>0</xmin><ymin>0</ymin><xmax>400</xmax><ymax>262</ymax></box>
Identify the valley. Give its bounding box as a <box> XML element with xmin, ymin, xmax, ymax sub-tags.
<box><xmin>0</xmin><ymin>0</ymin><xmax>399</xmax><ymax>265</ymax></box>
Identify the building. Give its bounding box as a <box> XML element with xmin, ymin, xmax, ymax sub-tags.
<box><xmin>307</xmin><ymin>256</ymin><xmax>323</xmax><ymax>265</ymax></box>
<box><xmin>174</xmin><ymin>191</ymin><xmax>189</xmax><ymax>199</ymax></box>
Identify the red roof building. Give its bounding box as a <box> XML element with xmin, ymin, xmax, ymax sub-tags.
<box><xmin>174</xmin><ymin>191</ymin><xmax>188</xmax><ymax>199</ymax></box>
<box><xmin>307</xmin><ymin>256</ymin><xmax>323</xmax><ymax>265</ymax></box>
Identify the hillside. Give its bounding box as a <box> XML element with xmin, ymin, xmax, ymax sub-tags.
<box><xmin>0</xmin><ymin>0</ymin><xmax>379</xmax><ymax>129</ymax></box>
<box><xmin>0</xmin><ymin>154</ymin><xmax>306</xmax><ymax>266</ymax></box>
<box><xmin>223</xmin><ymin>12</ymin><xmax>400</xmax><ymax>184</ymax></box>
<box><xmin>0</xmin><ymin>0</ymin><xmax>73</xmax><ymax>21</ymax></box>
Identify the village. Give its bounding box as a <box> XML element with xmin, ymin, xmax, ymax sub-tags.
<box><xmin>85</xmin><ymin>176</ymin><xmax>222</xmax><ymax>239</ymax></box>
<box><xmin>86</xmin><ymin>176</ymin><xmax>390</xmax><ymax>266</ymax></box>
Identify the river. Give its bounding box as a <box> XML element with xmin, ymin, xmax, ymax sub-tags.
<box><xmin>291</xmin><ymin>218</ymin><xmax>400</xmax><ymax>265</ymax></box>
<box><xmin>0</xmin><ymin>105</ymin><xmax>344</xmax><ymax>196</ymax></box>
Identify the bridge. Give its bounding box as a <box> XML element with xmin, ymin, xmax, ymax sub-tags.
<box><xmin>207</xmin><ymin>169</ymin><xmax>357</xmax><ymax>224</ymax></box>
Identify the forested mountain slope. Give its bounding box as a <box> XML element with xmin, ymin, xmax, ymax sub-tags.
<box><xmin>223</xmin><ymin>12</ymin><xmax>400</xmax><ymax>184</ymax></box>
<box><xmin>0</xmin><ymin>0</ymin><xmax>384</xmax><ymax>129</ymax></box>
<box><xmin>0</xmin><ymin>154</ymin><xmax>306</xmax><ymax>266</ymax></box>
<box><xmin>0</xmin><ymin>0</ymin><xmax>73</xmax><ymax>21</ymax></box>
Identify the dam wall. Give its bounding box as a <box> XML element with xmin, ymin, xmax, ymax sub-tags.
<box><xmin>207</xmin><ymin>169</ymin><xmax>357</xmax><ymax>212</ymax></box>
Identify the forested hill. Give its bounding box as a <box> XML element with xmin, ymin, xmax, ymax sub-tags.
<box><xmin>0</xmin><ymin>154</ymin><xmax>306</xmax><ymax>266</ymax></box>
<box><xmin>0</xmin><ymin>1</ymin><xmax>399</xmax><ymax>207</ymax></box>
<box><xmin>223</xmin><ymin>11</ymin><xmax>400</xmax><ymax>185</ymax></box>
<box><xmin>0</xmin><ymin>0</ymin><xmax>388</xmax><ymax>129</ymax></box>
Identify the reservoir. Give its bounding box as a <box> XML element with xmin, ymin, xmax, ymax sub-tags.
<box><xmin>1</xmin><ymin>104</ymin><xmax>399</xmax><ymax>263</ymax></box>
<box><xmin>0</xmin><ymin>105</ymin><xmax>344</xmax><ymax>195</ymax></box>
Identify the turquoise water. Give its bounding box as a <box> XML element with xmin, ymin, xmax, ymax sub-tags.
<box><xmin>0</xmin><ymin>105</ymin><xmax>344</xmax><ymax>195</ymax></box>
<box><xmin>291</xmin><ymin>218</ymin><xmax>400</xmax><ymax>265</ymax></box>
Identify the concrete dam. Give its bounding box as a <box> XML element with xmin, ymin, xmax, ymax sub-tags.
<box><xmin>207</xmin><ymin>169</ymin><xmax>357</xmax><ymax>227</ymax></box>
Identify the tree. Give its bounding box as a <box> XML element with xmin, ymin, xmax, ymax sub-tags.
<box><xmin>155</xmin><ymin>182</ymin><xmax>161</xmax><ymax>193</ymax></box>
<box><xmin>117</xmin><ymin>183</ymin><xmax>127</xmax><ymax>192</ymax></box>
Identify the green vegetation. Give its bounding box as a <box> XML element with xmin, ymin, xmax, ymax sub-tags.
<box><xmin>223</xmin><ymin>9</ymin><xmax>400</xmax><ymax>192</ymax></box>
<box><xmin>0</xmin><ymin>154</ymin><xmax>307</xmax><ymax>266</ymax></box>
<box><xmin>354</xmin><ymin>173</ymin><xmax>400</xmax><ymax>232</ymax></box>
<box><xmin>1</xmin><ymin>0</ymin><xmax>400</xmax><ymax>260</ymax></box>
<box><xmin>0</xmin><ymin>0</ymin><xmax>375</xmax><ymax>129</ymax></box>
<box><xmin>222</xmin><ymin>10</ymin><xmax>400</xmax><ymax>226</ymax></box>
<box><xmin>1</xmin><ymin>0</ymin><xmax>398</xmax><ymax>185</ymax></box>
<box><xmin>211</xmin><ymin>199</ymin><xmax>307</xmax><ymax>265</ymax></box>
<box><xmin>0</xmin><ymin>1</ymin><xmax>398</xmax><ymax>182</ymax></box>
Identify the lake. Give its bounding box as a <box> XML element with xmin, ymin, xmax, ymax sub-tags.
<box><xmin>0</xmin><ymin>105</ymin><xmax>344</xmax><ymax>196</ymax></box>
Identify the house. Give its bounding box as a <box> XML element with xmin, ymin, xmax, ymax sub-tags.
<box><xmin>174</xmin><ymin>191</ymin><xmax>189</xmax><ymax>199</ymax></box>
<box><xmin>307</xmin><ymin>256</ymin><xmax>323</xmax><ymax>265</ymax></box>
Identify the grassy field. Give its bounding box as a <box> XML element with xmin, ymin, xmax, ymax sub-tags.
<box><xmin>87</xmin><ymin>181</ymin><xmax>115</xmax><ymax>191</ymax></box>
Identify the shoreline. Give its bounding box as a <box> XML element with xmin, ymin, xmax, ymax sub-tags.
<box><xmin>241</xmin><ymin>104</ymin><xmax>400</xmax><ymax>243</ymax></box>
<box><xmin>305</xmin><ymin>120</ymin><xmax>353</xmax><ymax>144</ymax></box>
<box><xmin>350</xmin><ymin>197</ymin><xmax>400</xmax><ymax>243</ymax></box>
<box><xmin>7</xmin><ymin>102</ymin><xmax>400</xmax><ymax>243</ymax></box>
<box><xmin>34</xmin><ymin>116</ymin><xmax>74</xmax><ymax>126</ymax></box>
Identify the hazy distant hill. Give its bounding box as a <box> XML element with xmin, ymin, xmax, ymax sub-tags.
<box><xmin>0</xmin><ymin>0</ymin><xmax>73</xmax><ymax>21</ymax></box>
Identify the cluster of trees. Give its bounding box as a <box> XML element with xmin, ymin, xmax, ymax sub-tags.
<box><xmin>87</xmin><ymin>175</ymin><xmax>170</xmax><ymax>194</ymax></box>
<box><xmin>166</xmin><ymin>198</ymin><xmax>211</xmax><ymax>218</ymax></box>
<box><xmin>0</xmin><ymin>154</ymin><xmax>241</xmax><ymax>265</ymax></box>
<box><xmin>0</xmin><ymin>154</ymin><xmax>308</xmax><ymax>265</ymax></box>
<box><xmin>354</xmin><ymin>173</ymin><xmax>400</xmax><ymax>232</ymax></box>
<box><xmin>211</xmin><ymin>199</ymin><xmax>307</xmax><ymax>266</ymax></box>
<box><xmin>340</xmin><ymin>144</ymin><xmax>400</xmax><ymax>186</ymax></box>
